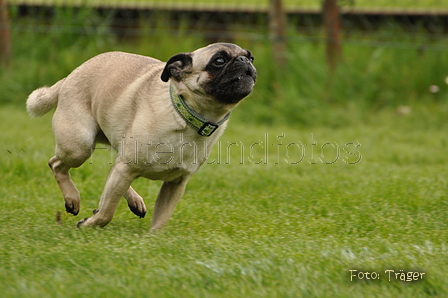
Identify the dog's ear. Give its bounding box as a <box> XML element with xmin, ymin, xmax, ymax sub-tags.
<box><xmin>161</xmin><ymin>53</ymin><xmax>193</xmax><ymax>82</ymax></box>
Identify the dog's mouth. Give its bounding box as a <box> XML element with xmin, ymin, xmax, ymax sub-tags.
<box><xmin>230</xmin><ymin>68</ymin><xmax>257</xmax><ymax>85</ymax></box>
<box><xmin>233</xmin><ymin>71</ymin><xmax>255</xmax><ymax>82</ymax></box>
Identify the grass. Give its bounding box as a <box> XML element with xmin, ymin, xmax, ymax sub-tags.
<box><xmin>1</xmin><ymin>6</ymin><xmax>448</xmax><ymax>297</ymax></box>
<box><xmin>1</xmin><ymin>104</ymin><xmax>448</xmax><ymax>297</ymax></box>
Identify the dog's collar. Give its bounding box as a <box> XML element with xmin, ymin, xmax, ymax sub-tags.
<box><xmin>169</xmin><ymin>85</ymin><xmax>230</xmax><ymax>137</ymax></box>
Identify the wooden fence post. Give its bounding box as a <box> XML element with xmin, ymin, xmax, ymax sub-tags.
<box><xmin>0</xmin><ymin>0</ymin><xmax>11</xmax><ymax>67</ymax></box>
<box><xmin>269</xmin><ymin>0</ymin><xmax>287</xmax><ymax>67</ymax></box>
<box><xmin>322</xmin><ymin>0</ymin><xmax>342</xmax><ymax>72</ymax></box>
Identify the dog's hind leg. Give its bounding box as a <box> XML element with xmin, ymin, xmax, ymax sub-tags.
<box><xmin>124</xmin><ymin>186</ymin><xmax>147</xmax><ymax>218</ymax></box>
<box><xmin>48</xmin><ymin>156</ymin><xmax>82</xmax><ymax>215</ymax></box>
<box><xmin>50</xmin><ymin>107</ymin><xmax>98</xmax><ymax>216</ymax></box>
<box><xmin>48</xmin><ymin>134</ymin><xmax>94</xmax><ymax>215</ymax></box>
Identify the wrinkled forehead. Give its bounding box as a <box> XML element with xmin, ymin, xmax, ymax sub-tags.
<box><xmin>202</xmin><ymin>43</ymin><xmax>245</xmax><ymax>54</ymax></box>
<box><xmin>192</xmin><ymin>43</ymin><xmax>248</xmax><ymax>67</ymax></box>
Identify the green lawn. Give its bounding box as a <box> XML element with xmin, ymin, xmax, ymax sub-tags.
<box><xmin>1</xmin><ymin>104</ymin><xmax>447</xmax><ymax>297</ymax></box>
<box><xmin>8</xmin><ymin>0</ymin><xmax>448</xmax><ymax>10</ymax></box>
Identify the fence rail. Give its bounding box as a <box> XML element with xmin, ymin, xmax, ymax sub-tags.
<box><xmin>10</xmin><ymin>1</ymin><xmax>448</xmax><ymax>14</ymax></box>
<box><xmin>13</xmin><ymin>3</ymin><xmax>448</xmax><ymax>31</ymax></box>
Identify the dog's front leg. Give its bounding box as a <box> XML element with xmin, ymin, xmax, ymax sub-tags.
<box><xmin>150</xmin><ymin>176</ymin><xmax>190</xmax><ymax>231</ymax></box>
<box><xmin>77</xmin><ymin>163</ymin><xmax>135</xmax><ymax>228</ymax></box>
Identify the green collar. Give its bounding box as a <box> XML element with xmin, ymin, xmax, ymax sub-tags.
<box><xmin>170</xmin><ymin>85</ymin><xmax>230</xmax><ymax>137</ymax></box>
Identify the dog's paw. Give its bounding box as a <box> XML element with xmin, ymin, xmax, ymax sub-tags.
<box><xmin>76</xmin><ymin>217</ymin><xmax>102</xmax><ymax>228</ymax></box>
<box><xmin>128</xmin><ymin>202</ymin><xmax>147</xmax><ymax>218</ymax></box>
<box><xmin>76</xmin><ymin>211</ymin><xmax>111</xmax><ymax>228</ymax></box>
<box><xmin>76</xmin><ymin>217</ymin><xmax>90</xmax><ymax>228</ymax></box>
<box><xmin>65</xmin><ymin>202</ymin><xmax>79</xmax><ymax>216</ymax></box>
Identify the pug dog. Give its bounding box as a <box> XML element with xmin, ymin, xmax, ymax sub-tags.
<box><xmin>26</xmin><ymin>43</ymin><xmax>256</xmax><ymax>230</ymax></box>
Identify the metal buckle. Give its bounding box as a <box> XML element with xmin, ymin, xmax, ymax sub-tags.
<box><xmin>198</xmin><ymin>122</ymin><xmax>219</xmax><ymax>137</ymax></box>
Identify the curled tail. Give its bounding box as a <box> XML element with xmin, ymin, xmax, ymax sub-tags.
<box><xmin>26</xmin><ymin>78</ymin><xmax>66</xmax><ymax>118</ymax></box>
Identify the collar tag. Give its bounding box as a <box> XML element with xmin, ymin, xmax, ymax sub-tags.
<box><xmin>198</xmin><ymin>122</ymin><xmax>219</xmax><ymax>137</ymax></box>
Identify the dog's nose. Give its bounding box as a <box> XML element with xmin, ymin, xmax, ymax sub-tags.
<box><xmin>236</xmin><ymin>56</ymin><xmax>250</xmax><ymax>63</ymax></box>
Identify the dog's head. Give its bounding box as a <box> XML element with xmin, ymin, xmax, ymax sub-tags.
<box><xmin>161</xmin><ymin>43</ymin><xmax>257</xmax><ymax>104</ymax></box>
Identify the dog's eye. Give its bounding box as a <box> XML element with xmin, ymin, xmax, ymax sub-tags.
<box><xmin>249</xmin><ymin>56</ymin><xmax>254</xmax><ymax>62</ymax></box>
<box><xmin>213</xmin><ymin>57</ymin><xmax>226</xmax><ymax>66</ymax></box>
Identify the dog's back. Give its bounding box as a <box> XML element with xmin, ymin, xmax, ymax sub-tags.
<box><xmin>26</xmin><ymin>52</ymin><xmax>162</xmax><ymax>118</ymax></box>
